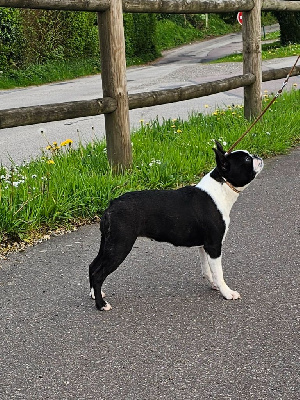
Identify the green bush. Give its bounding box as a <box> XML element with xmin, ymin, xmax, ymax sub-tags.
<box><xmin>273</xmin><ymin>10</ymin><xmax>300</xmax><ymax>45</ymax></box>
<box><xmin>0</xmin><ymin>8</ymin><xmax>22</xmax><ymax>70</ymax></box>
<box><xmin>19</xmin><ymin>10</ymin><xmax>99</xmax><ymax>66</ymax></box>
<box><xmin>124</xmin><ymin>13</ymin><xmax>160</xmax><ymax>63</ymax></box>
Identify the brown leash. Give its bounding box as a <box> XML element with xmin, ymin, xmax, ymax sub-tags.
<box><xmin>226</xmin><ymin>54</ymin><xmax>300</xmax><ymax>154</ymax></box>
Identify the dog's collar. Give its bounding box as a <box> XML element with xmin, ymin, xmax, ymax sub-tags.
<box><xmin>224</xmin><ymin>180</ymin><xmax>241</xmax><ymax>194</ymax></box>
<box><xmin>210</xmin><ymin>169</ymin><xmax>241</xmax><ymax>194</ymax></box>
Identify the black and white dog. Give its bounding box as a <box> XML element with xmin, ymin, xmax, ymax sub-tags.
<box><xmin>89</xmin><ymin>141</ymin><xmax>263</xmax><ymax>310</ymax></box>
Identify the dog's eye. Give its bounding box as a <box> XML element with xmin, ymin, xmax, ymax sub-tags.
<box><xmin>245</xmin><ymin>156</ymin><xmax>252</xmax><ymax>162</ymax></box>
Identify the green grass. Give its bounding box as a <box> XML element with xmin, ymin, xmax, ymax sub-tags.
<box><xmin>262</xmin><ymin>31</ymin><xmax>280</xmax><ymax>41</ymax></box>
<box><xmin>0</xmin><ymin>89</ymin><xmax>299</xmax><ymax>253</ymax></box>
<box><xmin>212</xmin><ymin>37</ymin><xmax>300</xmax><ymax>63</ymax></box>
<box><xmin>0</xmin><ymin>57</ymin><xmax>101</xmax><ymax>90</ymax></box>
<box><xmin>156</xmin><ymin>14</ymin><xmax>238</xmax><ymax>51</ymax></box>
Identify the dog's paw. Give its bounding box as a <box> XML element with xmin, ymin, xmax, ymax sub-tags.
<box><xmin>223</xmin><ymin>289</ymin><xmax>241</xmax><ymax>300</ymax></box>
<box><xmin>202</xmin><ymin>274</ymin><xmax>219</xmax><ymax>290</ymax></box>
<box><xmin>89</xmin><ymin>287</ymin><xmax>95</xmax><ymax>300</ymax></box>
<box><xmin>100</xmin><ymin>301</ymin><xmax>112</xmax><ymax>311</ymax></box>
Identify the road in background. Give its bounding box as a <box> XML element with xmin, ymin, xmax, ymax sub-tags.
<box><xmin>0</xmin><ymin>25</ymin><xmax>299</xmax><ymax>165</ymax></box>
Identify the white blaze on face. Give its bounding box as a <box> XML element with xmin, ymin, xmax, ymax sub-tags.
<box><xmin>253</xmin><ymin>157</ymin><xmax>264</xmax><ymax>175</ymax></box>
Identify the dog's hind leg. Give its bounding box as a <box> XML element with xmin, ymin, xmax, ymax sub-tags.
<box><xmin>89</xmin><ymin>234</ymin><xmax>107</xmax><ymax>301</ymax></box>
<box><xmin>90</xmin><ymin>233</ymin><xmax>136</xmax><ymax>311</ymax></box>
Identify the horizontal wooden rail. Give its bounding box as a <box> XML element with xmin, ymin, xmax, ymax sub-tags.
<box><xmin>262</xmin><ymin>0</ymin><xmax>300</xmax><ymax>11</ymax></box>
<box><xmin>0</xmin><ymin>66</ymin><xmax>299</xmax><ymax>130</ymax></box>
<box><xmin>0</xmin><ymin>0</ymin><xmax>255</xmax><ymax>13</ymax></box>
<box><xmin>129</xmin><ymin>73</ymin><xmax>255</xmax><ymax>109</ymax></box>
<box><xmin>122</xmin><ymin>0</ymin><xmax>254</xmax><ymax>13</ymax></box>
<box><xmin>0</xmin><ymin>0</ymin><xmax>111</xmax><ymax>12</ymax></box>
<box><xmin>262</xmin><ymin>65</ymin><xmax>300</xmax><ymax>82</ymax></box>
<box><xmin>1</xmin><ymin>0</ymin><xmax>300</xmax><ymax>12</ymax></box>
<box><xmin>0</xmin><ymin>97</ymin><xmax>117</xmax><ymax>129</ymax></box>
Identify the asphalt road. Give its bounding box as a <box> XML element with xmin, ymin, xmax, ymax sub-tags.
<box><xmin>1</xmin><ymin>147</ymin><xmax>299</xmax><ymax>399</ymax></box>
<box><xmin>1</xmin><ymin>25</ymin><xmax>299</xmax><ymax>165</ymax></box>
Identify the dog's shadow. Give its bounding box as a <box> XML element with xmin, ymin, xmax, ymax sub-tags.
<box><xmin>99</xmin><ymin>238</ymin><xmax>209</xmax><ymax>307</ymax></box>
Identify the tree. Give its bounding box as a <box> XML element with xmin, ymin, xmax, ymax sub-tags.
<box><xmin>273</xmin><ymin>2</ymin><xmax>300</xmax><ymax>45</ymax></box>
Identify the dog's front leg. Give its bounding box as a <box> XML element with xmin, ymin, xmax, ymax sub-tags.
<box><xmin>198</xmin><ymin>247</ymin><xmax>218</xmax><ymax>290</ymax></box>
<box><xmin>206</xmin><ymin>254</ymin><xmax>240</xmax><ymax>300</ymax></box>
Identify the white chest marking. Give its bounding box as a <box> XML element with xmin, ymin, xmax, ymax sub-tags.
<box><xmin>196</xmin><ymin>172</ymin><xmax>239</xmax><ymax>239</ymax></box>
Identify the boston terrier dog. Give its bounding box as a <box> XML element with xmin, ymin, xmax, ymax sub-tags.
<box><xmin>89</xmin><ymin>141</ymin><xmax>263</xmax><ymax>311</ymax></box>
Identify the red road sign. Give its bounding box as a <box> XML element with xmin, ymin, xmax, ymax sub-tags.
<box><xmin>237</xmin><ymin>12</ymin><xmax>243</xmax><ymax>25</ymax></box>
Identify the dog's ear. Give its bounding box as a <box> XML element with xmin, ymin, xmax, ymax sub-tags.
<box><xmin>215</xmin><ymin>140</ymin><xmax>226</xmax><ymax>154</ymax></box>
<box><xmin>213</xmin><ymin>143</ymin><xmax>229</xmax><ymax>172</ymax></box>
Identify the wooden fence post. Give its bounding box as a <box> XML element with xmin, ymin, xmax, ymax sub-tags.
<box><xmin>97</xmin><ymin>0</ymin><xmax>132</xmax><ymax>171</ymax></box>
<box><xmin>243</xmin><ymin>0</ymin><xmax>262</xmax><ymax>119</ymax></box>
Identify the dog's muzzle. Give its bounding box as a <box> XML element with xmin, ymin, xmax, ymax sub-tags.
<box><xmin>253</xmin><ymin>156</ymin><xmax>264</xmax><ymax>175</ymax></box>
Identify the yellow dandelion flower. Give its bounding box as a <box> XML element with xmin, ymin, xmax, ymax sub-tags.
<box><xmin>171</xmin><ymin>125</ymin><xmax>176</xmax><ymax>128</ymax></box>
<box><xmin>47</xmin><ymin>160</ymin><xmax>55</xmax><ymax>164</ymax></box>
<box><xmin>46</xmin><ymin>145</ymin><xmax>52</xmax><ymax>150</ymax></box>
<box><xmin>204</xmin><ymin>105</ymin><xmax>210</xmax><ymax>108</ymax></box>
<box><xmin>61</xmin><ymin>139</ymin><xmax>73</xmax><ymax>147</ymax></box>
<box><xmin>177</xmin><ymin>129</ymin><xmax>182</xmax><ymax>133</ymax></box>
<box><xmin>293</xmin><ymin>83</ymin><xmax>297</xmax><ymax>87</ymax></box>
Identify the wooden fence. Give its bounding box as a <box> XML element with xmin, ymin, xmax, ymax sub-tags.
<box><xmin>0</xmin><ymin>0</ymin><xmax>300</xmax><ymax>170</ymax></box>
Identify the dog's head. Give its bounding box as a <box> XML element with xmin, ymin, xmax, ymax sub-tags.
<box><xmin>213</xmin><ymin>141</ymin><xmax>264</xmax><ymax>190</ymax></box>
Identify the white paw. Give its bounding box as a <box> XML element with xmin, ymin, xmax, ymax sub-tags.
<box><xmin>222</xmin><ymin>289</ymin><xmax>241</xmax><ymax>300</ymax></box>
<box><xmin>101</xmin><ymin>301</ymin><xmax>112</xmax><ymax>311</ymax></box>
<box><xmin>90</xmin><ymin>287</ymin><xmax>95</xmax><ymax>300</ymax></box>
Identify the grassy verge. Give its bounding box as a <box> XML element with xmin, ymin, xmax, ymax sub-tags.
<box><xmin>155</xmin><ymin>14</ymin><xmax>239</xmax><ymax>52</ymax></box>
<box><xmin>0</xmin><ymin>89</ymin><xmax>299</xmax><ymax>254</ymax></box>
<box><xmin>0</xmin><ymin>57</ymin><xmax>101</xmax><ymax>90</ymax></box>
<box><xmin>212</xmin><ymin>33</ymin><xmax>300</xmax><ymax>63</ymax></box>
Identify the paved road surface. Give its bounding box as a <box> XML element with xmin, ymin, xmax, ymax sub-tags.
<box><xmin>0</xmin><ymin>25</ymin><xmax>299</xmax><ymax>165</ymax></box>
<box><xmin>1</xmin><ymin>147</ymin><xmax>299</xmax><ymax>399</ymax></box>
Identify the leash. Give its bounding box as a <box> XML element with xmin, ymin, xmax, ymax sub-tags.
<box><xmin>226</xmin><ymin>54</ymin><xmax>300</xmax><ymax>154</ymax></box>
